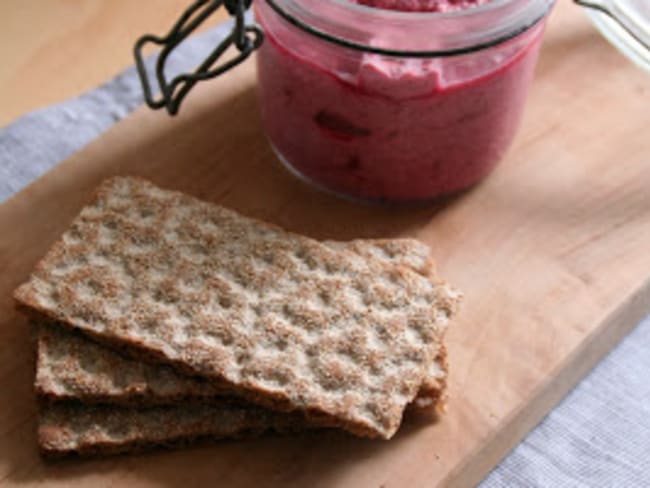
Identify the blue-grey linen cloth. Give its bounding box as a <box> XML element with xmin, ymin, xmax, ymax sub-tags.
<box><xmin>1</xmin><ymin>19</ymin><xmax>649</xmax><ymax>488</ymax></box>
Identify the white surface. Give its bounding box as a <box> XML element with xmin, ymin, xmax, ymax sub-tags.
<box><xmin>580</xmin><ymin>0</ymin><xmax>650</xmax><ymax>71</ymax></box>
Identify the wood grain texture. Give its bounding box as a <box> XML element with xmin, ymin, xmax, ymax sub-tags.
<box><xmin>0</xmin><ymin>0</ymin><xmax>228</xmax><ymax>126</ymax></box>
<box><xmin>1</xmin><ymin>1</ymin><xmax>650</xmax><ymax>486</ymax></box>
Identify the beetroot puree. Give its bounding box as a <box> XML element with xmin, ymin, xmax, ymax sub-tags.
<box><xmin>255</xmin><ymin>1</ymin><xmax>545</xmax><ymax>201</ymax></box>
<box><xmin>354</xmin><ymin>0</ymin><xmax>491</xmax><ymax>12</ymax></box>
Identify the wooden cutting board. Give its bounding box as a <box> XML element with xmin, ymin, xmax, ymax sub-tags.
<box><xmin>1</xmin><ymin>2</ymin><xmax>649</xmax><ymax>486</ymax></box>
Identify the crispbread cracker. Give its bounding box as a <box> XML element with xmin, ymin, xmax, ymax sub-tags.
<box><xmin>39</xmin><ymin>401</ymin><xmax>307</xmax><ymax>458</ymax></box>
<box><xmin>36</xmin><ymin>239</ymin><xmax>447</xmax><ymax>408</ymax></box>
<box><xmin>16</xmin><ymin>177</ymin><xmax>460</xmax><ymax>438</ymax></box>
<box><xmin>36</xmin><ymin>323</ymin><xmax>448</xmax><ymax>408</ymax></box>
<box><xmin>36</xmin><ymin>324</ymin><xmax>446</xmax><ymax>457</ymax></box>
<box><xmin>36</xmin><ymin>323</ymin><xmax>224</xmax><ymax>406</ymax></box>
<box><xmin>36</xmin><ymin>327</ymin><xmax>446</xmax><ymax>457</ymax></box>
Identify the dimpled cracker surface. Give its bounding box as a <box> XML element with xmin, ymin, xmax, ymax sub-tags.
<box><xmin>36</xmin><ymin>323</ymin><xmax>223</xmax><ymax>406</ymax></box>
<box><xmin>39</xmin><ymin>401</ymin><xmax>307</xmax><ymax>458</ymax></box>
<box><xmin>36</xmin><ymin>239</ymin><xmax>447</xmax><ymax>408</ymax></box>
<box><xmin>36</xmin><ymin>324</ymin><xmax>446</xmax><ymax>457</ymax></box>
<box><xmin>15</xmin><ymin>177</ymin><xmax>460</xmax><ymax>439</ymax></box>
<box><xmin>36</xmin><ymin>323</ymin><xmax>447</xmax><ymax>408</ymax></box>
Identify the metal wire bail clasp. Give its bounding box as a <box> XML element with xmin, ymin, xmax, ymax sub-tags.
<box><xmin>134</xmin><ymin>0</ymin><xmax>264</xmax><ymax>115</ymax></box>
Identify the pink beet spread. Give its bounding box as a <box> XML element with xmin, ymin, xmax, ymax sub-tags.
<box><xmin>354</xmin><ymin>0</ymin><xmax>491</xmax><ymax>13</ymax></box>
<box><xmin>255</xmin><ymin>1</ymin><xmax>545</xmax><ymax>201</ymax></box>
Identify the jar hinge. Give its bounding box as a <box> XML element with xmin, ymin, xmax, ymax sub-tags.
<box><xmin>134</xmin><ymin>0</ymin><xmax>263</xmax><ymax>115</ymax></box>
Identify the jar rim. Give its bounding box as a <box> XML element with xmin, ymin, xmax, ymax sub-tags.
<box><xmin>261</xmin><ymin>0</ymin><xmax>555</xmax><ymax>57</ymax></box>
<box><xmin>315</xmin><ymin>0</ymin><xmax>529</xmax><ymax>20</ymax></box>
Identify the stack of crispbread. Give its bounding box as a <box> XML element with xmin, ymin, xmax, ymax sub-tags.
<box><xmin>14</xmin><ymin>177</ymin><xmax>461</xmax><ymax>458</ymax></box>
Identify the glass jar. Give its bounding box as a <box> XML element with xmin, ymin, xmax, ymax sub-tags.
<box><xmin>254</xmin><ymin>0</ymin><xmax>555</xmax><ymax>202</ymax></box>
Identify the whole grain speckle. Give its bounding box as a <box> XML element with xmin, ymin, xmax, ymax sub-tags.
<box><xmin>17</xmin><ymin>177</ymin><xmax>461</xmax><ymax>439</ymax></box>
